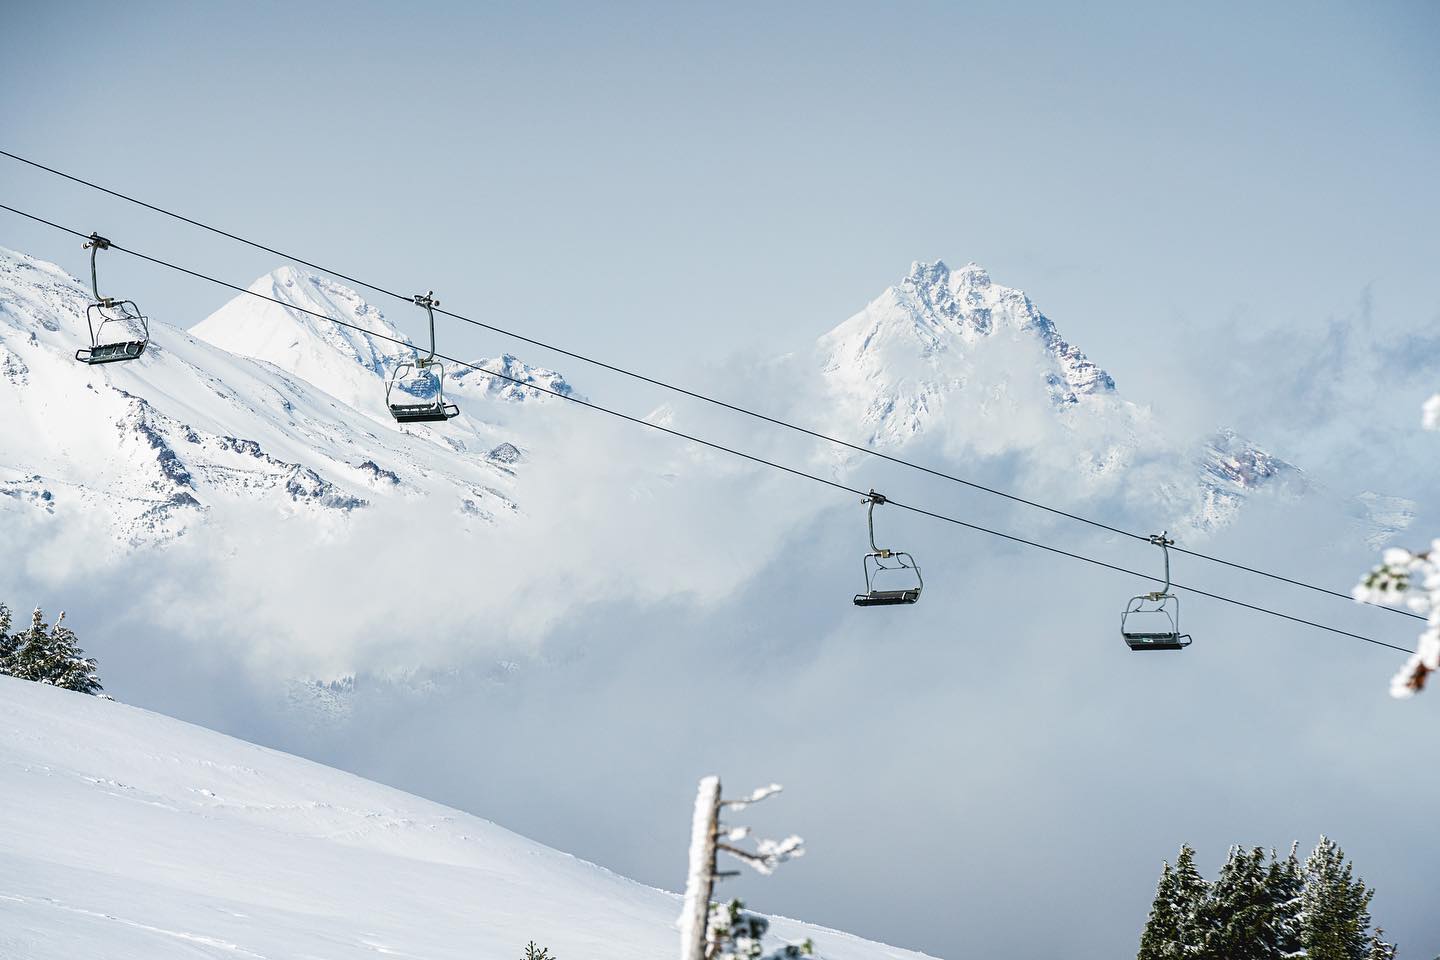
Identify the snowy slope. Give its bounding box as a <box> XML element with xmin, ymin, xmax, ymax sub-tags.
<box><xmin>0</xmin><ymin>677</ymin><xmax>935</xmax><ymax>960</ymax></box>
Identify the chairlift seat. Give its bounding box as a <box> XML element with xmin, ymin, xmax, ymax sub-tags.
<box><xmin>1122</xmin><ymin>631</ymin><xmax>1189</xmax><ymax>652</ymax></box>
<box><xmin>77</xmin><ymin>340</ymin><xmax>147</xmax><ymax>365</ymax></box>
<box><xmin>389</xmin><ymin>401</ymin><xmax>459</xmax><ymax>424</ymax></box>
<box><xmin>853</xmin><ymin>588</ymin><xmax>921</xmax><ymax>607</ymax></box>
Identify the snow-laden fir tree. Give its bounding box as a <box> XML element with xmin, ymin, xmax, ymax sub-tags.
<box><xmin>1</xmin><ymin>607</ymin><xmax>103</xmax><ymax>694</ymax></box>
<box><xmin>1365</xmin><ymin>929</ymin><xmax>1396</xmax><ymax>960</ymax></box>
<box><xmin>0</xmin><ymin>603</ymin><xmax>16</xmax><ymax>672</ymax></box>
<box><xmin>1137</xmin><ymin>861</ymin><xmax>1184</xmax><ymax>960</ymax></box>
<box><xmin>520</xmin><ymin>941</ymin><xmax>555</xmax><ymax>960</ymax></box>
<box><xmin>1300</xmin><ymin>836</ymin><xmax>1374</xmax><ymax>960</ymax></box>
<box><xmin>1137</xmin><ymin>840</ymin><xmax>1391</xmax><ymax>960</ymax></box>
<box><xmin>706</xmin><ymin>899</ymin><xmax>812</xmax><ymax>960</ymax></box>
<box><xmin>1354</xmin><ymin>390</ymin><xmax>1439</xmax><ymax>695</ymax></box>
<box><xmin>1137</xmin><ymin>844</ymin><xmax>1209</xmax><ymax>960</ymax></box>
<box><xmin>1199</xmin><ymin>846</ymin><xmax>1279</xmax><ymax>960</ymax></box>
<box><xmin>1265</xmin><ymin>843</ymin><xmax>1305</xmax><ymax>959</ymax></box>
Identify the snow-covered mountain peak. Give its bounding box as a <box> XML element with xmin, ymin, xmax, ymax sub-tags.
<box><xmin>193</xmin><ymin>268</ymin><xmax>577</xmax><ymax>412</ymax></box>
<box><xmin>819</xmin><ymin>259</ymin><xmax>1118</xmax><ymax>448</ymax></box>
<box><xmin>191</xmin><ymin>265</ymin><xmax>413</xmax><ymax>414</ymax></box>
<box><xmin>952</xmin><ymin>260</ymin><xmax>991</xmax><ymax>284</ymax></box>
<box><xmin>452</xmin><ymin>351</ymin><xmax>576</xmax><ymax>403</ymax></box>
<box><xmin>814</xmin><ymin>258</ymin><xmax>1292</xmax><ymax>530</ymax></box>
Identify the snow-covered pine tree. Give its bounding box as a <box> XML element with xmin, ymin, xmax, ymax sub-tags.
<box><xmin>0</xmin><ymin>602</ymin><xmax>16</xmax><ymax>675</ymax></box>
<box><xmin>7</xmin><ymin>607</ymin><xmax>51</xmax><ymax>682</ymax></box>
<box><xmin>1365</xmin><ymin>929</ymin><xmax>1396</xmax><ymax>960</ymax></box>
<box><xmin>47</xmin><ymin>613</ymin><xmax>103</xmax><ymax>695</ymax></box>
<box><xmin>1136</xmin><ymin>844</ymin><xmax>1210</xmax><ymax>960</ymax></box>
<box><xmin>1266</xmin><ymin>843</ymin><xmax>1305</xmax><ymax>959</ymax></box>
<box><xmin>1137</xmin><ymin>860</ymin><xmax>1183</xmax><ymax>960</ymax></box>
<box><xmin>1300</xmin><ymin>836</ymin><xmax>1374</xmax><ymax>960</ymax></box>
<box><xmin>4</xmin><ymin>607</ymin><xmax>103</xmax><ymax>694</ymax></box>
<box><xmin>1172</xmin><ymin>844</ymin><xmax>1210</xmax><ymax>957</ymax></box>
<box><xmin>705</xmin><ymin>899</ymin><xmax>811</xmax><ymax>960</ymax></box>
<box><xmin>1199</xmin><ymin>846</ymin><xmax>1279</xmax><ymax>960</ymax></box>
<box><xmin>520</xmin><ymin>941</ymin><xmax>554</xmax><ymax>960</ymax></box>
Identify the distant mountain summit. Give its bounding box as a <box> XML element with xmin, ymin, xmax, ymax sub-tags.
<box><xmin>190</xmin><ymin>266</ymin><xmax>411</xmax><ymax>416</ymax></box>
<box><xmin>817</xmin><ymin>259</ymin><xmax>1296</xmax><ymax>528</ymax></box>
<box><xmin>192</xmin><ymin>266</ymin><xmax>574</xmax><ymax>416</ymax></box>
<box><xmin>820</xmin><ymin>260</ymin><xmax>1115</xmax><ymax>441</ymax></box>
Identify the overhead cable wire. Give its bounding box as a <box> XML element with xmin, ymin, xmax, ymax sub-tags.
<box><xmin>1</xmin><ymin>147</ymin><xmax>1419</xmax><ymax>624</ymax></box>
<box><xmin>0</xmin><ymin>199</ymin><xmax>1422</xmax><ymax>652</ymax></box>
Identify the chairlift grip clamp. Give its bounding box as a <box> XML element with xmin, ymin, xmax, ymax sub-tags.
<box><xmin>83</xmin><ymin>233</ymin><xmax>111</xmax><ymax>251</ymax></box>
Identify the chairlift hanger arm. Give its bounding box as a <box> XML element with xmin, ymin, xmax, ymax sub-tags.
<box><xmin>83</xmin><ymin>232</ymin><xmax>113</xmax><ymax>304</ymax></box>
<box><xmin>864</xmin><ymin>489</ymin><xmax>889</xmax><ymax>555</ymax></box>
<box><xmin>1147</xmin><ymin>532</ymin><xmax>1174</xmax><ymax>598</ymax></box>
<box><xmin>414</xmin><ymin>290</ymin><xmax>439</xmax><ymax>365</ymax></box>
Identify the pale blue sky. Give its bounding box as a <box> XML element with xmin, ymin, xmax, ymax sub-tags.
<box><xmin>3</xmin><ymin>4</ymin><xmax>1438</xmax><ymax>958</ymax></box>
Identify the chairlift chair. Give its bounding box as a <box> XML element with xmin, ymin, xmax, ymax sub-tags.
<box><xmin>1121</xmin><ymin>533</ymin><xmax>1192</xmax><ymax>651</ymax></box>
<box><xmin>853</xmin><ymin>490</ymin><xmax>923</xmax><ymax>606</ymax></box>
<box><xmin>386</xmin><ymin>291</ymin><xmax>459</xmax><ymax>424</ymax></box>
<box><xmin>75</xmin><ymin>234</ymin><xmax>150</xmax><ymax>365</ymax></box>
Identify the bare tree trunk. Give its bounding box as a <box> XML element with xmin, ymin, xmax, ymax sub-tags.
<box><xmin>680</xmin><ymin>775</ymin><xmax>721</xmax><ymax>960</ymax></box>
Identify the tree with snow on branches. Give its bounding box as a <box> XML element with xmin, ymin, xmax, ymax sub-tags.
<box><xmin>679</xmin><ymin>777</ymin><xmax>811</xmax><ymax>960</ymax></box>
<box><xmin>0</xmin><ymin>605</ymin><xmax>103</xmax><ymax>695</ymax></box>
<box><xmin>1355</xmin><ymin>391</ymin><xmax>1440</xmax><ymax>696</ymax></box>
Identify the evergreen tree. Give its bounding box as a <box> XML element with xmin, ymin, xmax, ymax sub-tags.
<box><xmin>706</xmin><ymin>899</ymin><xmax>812</xmax><ymax>960</ymax></box>
<box><xmin>1171</xmin><ymin>844</ymin><xmax>1210</xmax><ymax>956</ymax></box>
<box><xmin>4</xmin><ymin>607</ymin><xmax>103</xmax><ymax>694</ymax></box>
<box><xmin>1365</xmin><ymin>929</ymin><xmax>1396</xmax><ymax>960</ymax></box>
<box><xmin>1138</xmin><ymin>860</ymin><xmax>1182</xmax><ymax>960</ymax></box>
<box><xmin>1199</xmin><ymin>846</ymin><xmax>1279</xmax><ymax>960</ymax></box>
<box><xmin>1301</xmin><ymin>836</ymin><xmax>1374</xmax><ymax>960</ymax></box>
<box><xmin>1266</xmin><ymin>844</ymin><xmax>1305</xmax><ymax>959</ymax></box>
<box><xmin>1137</xmin><ymin>845</ymin><xmax>1209</xmax><ymax>960</ymax></box>
<box><xmin>520</xmin><ymin>942</ymin><xmax>554</xmax><ymax>960</ymax></box>
<box><xmin>0</xmin><ymin>602</ymin><xmax>16</xmax><ymax>674</ymax></box>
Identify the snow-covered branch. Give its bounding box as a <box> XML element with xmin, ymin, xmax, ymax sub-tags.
<box><xmin>1357</xmin><ymin>393</ymin><xmax>1440</xmax><ymax>696</ymax></box>
<box><xmin>722</xmin><ymin>783</ymin><xmax>783</xmax><ymax>810</ymax></box>
<box><xmin>716</xmin><ymin>834</ymin><xmax>805</xmax><ymax>877</ymax></box>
